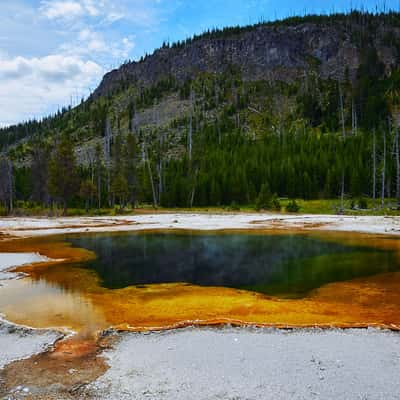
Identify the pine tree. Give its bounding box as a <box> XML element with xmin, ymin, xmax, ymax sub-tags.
<box><xmin>124</xmin><ymin>133</ymin><xmax>138</xmax><ymax>207</ymax></box>
<box><xmin>111</xmin><ymin>173</ymin><xmax>129</xmax><ymax>210</ymax></box>
<box><xmin>79</xmin><ymin>179</ymin><xmax>96</xmax><ymax>212</ymax></box>
<box><xmin>48</xmin><ymin>136</ymin><xmax>78</xmax><ymax>215</ymax></box>
<box><xmin>255</xmin><ymin>183</ymin><xmax>272</xmax><ymax>211</ymax></box>
<box><xmin>31</xmin><ymin>141</ymin><xmax>50</xmax><ymax>206</ymax></box>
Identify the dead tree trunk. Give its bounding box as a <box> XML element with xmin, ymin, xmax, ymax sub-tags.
<box><xmin>339</xmin><ymin>84</ymin><xmax>346</xmax><ymax>212</ymax></box>
<box><xmin>95</xmin><ymin>145</ymin><xmax>102</xmax><ymax>209</ymax></box>
<box><xmin>381</xmin><ymin>127</ymin><xmax>386</xmax><ymax>209</ymax></box>
<box><xmin>104</xmin><ymin>118</ymin><xmax>112</xmax><ymax>207</ymax></box>
<box><xmin>189</xmin><ymin>188</ymin><xmax>195</xmax><ymax>208</ymax></box>
<box><xmin>144</xmin><ymin>145</ymin><xmax>157</xmax><ymax>208</ymax></box>
<box><xmin>188</xmin><ymin>88</ymin><xmax>194</xmax><ymax>162</ymax></box>
<box><xmin>189</xmin><ymin>167</ymin><xmax>199</xmax><ymax>208</ymax></box>
<box><xmin>153</xmin><ymin>101</ymin><xmax>164</xmax><ymax>206</ymax></box>
<box><xmin>157</xmin><ymin>133</ymin><xmax>165</xmax><ymax>206</ymax></box>
<box><xmin>87</xmin><ymin>149</ymin><xmax>95</xmax><ymax>209</ymax></box>
<box><xmin>0</xmin><ymin>156</ymin><xmax>13</xmax><ymax>213</ymax></box>
<box><xmin>8</xmin><ymin>161</ymin><xmax>13</xmax><ymax>213</ymax></box>
<box><xmin>373</xmin><ymin>129</ymin><xmax>377</xmax><ymax>201</ymax></box>
<box><xmin>97</xmin><ymin>169</ymin><xmax>101</xmax><ymax>209</ymax></box>
<box><xmin>395</xmin><ymin>126</ymin><xmax>400</xmax><ymax>208</ymax></box>
<box><xmin>215</xmin><ymin>81</ymin><xmax>221</xmax><ymax>145</ymax></box>
<box><xmin>351</xmin><ymin>98</ymin><xmax>358</xmax><ymax>135</ymax></box>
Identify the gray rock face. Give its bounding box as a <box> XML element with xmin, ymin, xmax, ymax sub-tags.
<box><xmin>92</xmin><ymin>20</ymin><xmax>399</xmax><ymax>98</ymax></box>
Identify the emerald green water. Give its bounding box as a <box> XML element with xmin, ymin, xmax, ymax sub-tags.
<box><xmin>68</xmin><ymin>232</ymin><xmax>400</xmax><ymax>298</ymax></box>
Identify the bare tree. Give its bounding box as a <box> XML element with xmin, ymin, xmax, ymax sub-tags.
<box><xmin>395</xmin><ymin>125</ymin><xmax>400</xmax><ymax>208</ymax></box>
<box><xmin>153</xmin><ymin>102</ymin><xmax>165</xmax><ymax>205</ymax></box>
<box><xmin>189</xmin><ymin>167</ymin><xmax>199</xmax><ymax>208</ymax></box>
<box><xmin>143</xmin><ymin>143</ymin><xmax>157</xmax><ymax>208</ymax></box>
<box><xmin>95</xmin><ymin>143</ymin><xmax>103</xmax><ymax>209</ymax></box>
<box><xmin>188</xmin><ymin>87</ymin><xmax>195</xmax><ymax>161</ymax></box>
<box><xmin>215</xmin><ymin>80</ymin><xmax>221</xmax><ymax>144</ymax></box>
<box><xmin>0</xmin><ymin>156</ymin><xmax>13</xmax><ymax>213</ymax></box>
<box><xmin>157</xmin><ymin>131</ymin><xmax>165</xmax><ymax>205</ymax></box>
<box><xmin>381</xmin><ymin>126</ymin><xmax>387</xmax><ymax>209</ymax></box>
<box><xmin>372</xmin><ymin>129</ymin><xmax>377</xmax><ymax>201</ymax></box>
<box><xmin>339</xmin><ymin>83</ymin><xmax>346</xmax><ymax>212</ymax></box>
<box><xmin>351</xmin><ymin>98</ymin><xmax>358</xmax><ymax>135</ymax></box>
<box><xmin>104</xmin><ymin>118</ymin><xmax>112</xmax><ymax>206</ymax></box>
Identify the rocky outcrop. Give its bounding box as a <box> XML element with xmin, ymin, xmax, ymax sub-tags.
<box><xmin>92</xmin><ymin>18</ymin><xmax>400</xmax><ymax>98</ymax></box>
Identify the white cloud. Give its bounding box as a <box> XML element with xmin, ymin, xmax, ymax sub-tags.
<box><xmin>0</xmin><ymin>55</ymin><xmax>102</xmax><ymax>83</ymax></box>
<box><xmin>78</xmin><ymin>29</ymin><xmax>108</xmax><ymax>52</ymax></box>
<box><xmin>0</xmin><ymin>55</ymin><xmax>103</xmax><ymax>126</ymax></box>
<box><xmin>40</xmin><ymin>0</ymin><xmax>165</xmax><ymax>27</ymax></box>
<box><xmin>0</xmin><ymin>57</ymin><xmax>33</xmax><ymax>80</ymax></box>
<box><xmin>61</xmin><ymin>29</ymin><xmax>135</xmax><ymax>60</ymax></box>
<box><xmin>40</xmin><ymin>1</ymin><xmax>85</xmax><ymax>19</ymax></box>
<box><xmin>40</xmin><ymin>0</ymin><xmax>105</xmax><ymax>20</ymax></box>
<box><xmin>40</xmin><ymin>0</ymin><xmax>122</xmax><ymax>22</ymax></box>
<box><xmin>82</xmin><ymin>0</ymin><xmax>100</xmax><ymax>17</ymax></box>
<box><xmin>0</xmin><ymin>0</ymin><xmax>172</xmax><ymax>126</ymax></box>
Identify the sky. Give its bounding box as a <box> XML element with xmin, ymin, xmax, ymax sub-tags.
<box><xmin>0</xmin><ymin>0</ymin><xmax>399</xmax><ymax>127</ymax></box>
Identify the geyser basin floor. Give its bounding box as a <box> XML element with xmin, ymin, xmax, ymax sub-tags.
<box><xmin>1</xmin><ymin>230</ymin><xmax>400</xmax><ymax>333</ymax></box>
<box><xmin>86</xmin><ymin>328</ymin><xmax>400</xmax><ymax>400</ymax></box>
<box><xmin>2</xmin><ymin>327</ymin><xmax>399</xmax><ymax>399</ymax></box>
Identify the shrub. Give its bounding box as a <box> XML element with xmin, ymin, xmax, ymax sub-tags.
<box><xmin>272</xmin><ymin>195</ymin><xmax>281</xmax><ymax>211</ymax></box>
<box><xmin>255</xmin><ymin>183</ymin><xmax>272</xmax><ymax>211</ymax></box>
<box><xmin>358</xmin><ymin>198</ymin><xmax>368</xmax><ymax>209</ymax></box>
<box><xmin>286</xmin><ymin>199</ymin><xmax>300</xmax><ymax>213</ymax></box>
<box><xmin>228</xmin><ymin>201</ymin><xmax>240</xmax><ymax>211</ymax></box>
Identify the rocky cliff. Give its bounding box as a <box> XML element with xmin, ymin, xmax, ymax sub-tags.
<box><xmin>93</xmin><ymin>14</ymin><xmax>400</xmax><ymax>98</ymax></box>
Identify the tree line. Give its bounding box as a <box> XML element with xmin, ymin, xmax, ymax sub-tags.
<box><xmin>0</xmin><ymin>110</ymin><xmax>398</xmax><ymax>214</ymax></box>
<box><xmin>0</xmin><ymin>132</ymin><xmax>139</xmax><ymax>215</ymax></box>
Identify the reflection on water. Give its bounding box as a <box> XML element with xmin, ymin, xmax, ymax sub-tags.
<box><xmin>69</xmin><ymin>232</ymin><xmax>400</xmax><ymax>297</ymax></box>
<box><xmin>1</xmin><ymin>231</ymin><xmax>400</xmax><ymax>332</ymax></box>
<box><xmin>0</xmin><ymin>277</ymin><xmax>105</xmax><ymax>332</ymax></box>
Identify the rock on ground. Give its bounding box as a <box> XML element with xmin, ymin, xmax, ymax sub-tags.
<box><xmin>87</xmin><ymin>327</ymin><xmax>400</xmax><ymax>400</ymax></box>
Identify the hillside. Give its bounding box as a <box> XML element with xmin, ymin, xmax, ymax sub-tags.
<box><xmin>1</xmin><ymin>11</ymin><xmax>400</xmax><ymax>212</ymax></box>
<box><xmin>93</xmin><ymin>13</ymin><xmax>399</xmax><ymax>98</ymax></box>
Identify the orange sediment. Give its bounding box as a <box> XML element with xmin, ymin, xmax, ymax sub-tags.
<box><xmin>0</xmin><ymin>231</ymin><xmax>400</xmax><ymax>334</ymax></box>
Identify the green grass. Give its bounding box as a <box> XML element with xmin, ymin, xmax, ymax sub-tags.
<box><xmin>285</xmin><ymin>198</ymin><xmax>400</xmax><ymax>215</ymax></box>
<box><xmin>2</xmin><ymin>198</ymin><xmax>400</xmax><ymax>217</ymax></box>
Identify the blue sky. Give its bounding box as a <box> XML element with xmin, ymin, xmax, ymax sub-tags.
<box><xmin>0</xmin><ymin>0</ymin><xmax>399</xmax><ymax>127</ymax></box>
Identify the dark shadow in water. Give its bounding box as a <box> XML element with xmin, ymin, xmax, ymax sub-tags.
<box><xmin>68</xmin><ymin>232</ymin><xmax>400</xmax><ymax>298</ymax></box>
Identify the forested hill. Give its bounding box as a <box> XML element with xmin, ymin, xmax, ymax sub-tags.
<box><xmin>1</xmin><ymin>11</ymin><xmax>400</xmax><ymax>213</ymax></box>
